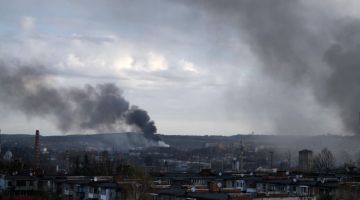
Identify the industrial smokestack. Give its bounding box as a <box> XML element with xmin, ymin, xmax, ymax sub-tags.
<box><xmin>34</xmin><ymin>130</ymin><xmax>40</xmax><ymax>169</ymax></box>
<box><xmin>0</xmin><ymin>129</ymin><xmax>2</xmax><ymax>156</ymax></box>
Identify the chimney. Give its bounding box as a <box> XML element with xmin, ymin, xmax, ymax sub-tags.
<box><xmin>0</xmin><ymin>129</ymin><xmax>2</xmax><ymax>156</ymax></box>
<box><xmin>34</xmin><ymin>130</ymin><xmax>40</xmax><ymax>169</ymax></box>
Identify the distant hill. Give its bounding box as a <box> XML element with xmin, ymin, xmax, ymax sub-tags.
<box><xmin>1</xmin><ymin>133</ymin><xmax>360</xmax><ymax>155</ymax></box>
<box><xmin>1</xmin><ymin>132</ymin><xmax>158</xmax><ymax>152</ymax></box>
<box><xmin>161</xmin><ymin>134</ymin><xmax>360</xmax><ymax>153</ymax></box>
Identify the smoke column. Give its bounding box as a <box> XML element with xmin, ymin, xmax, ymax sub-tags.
<box><xmin>0</xmin><ymin>62</ymin><xmax>159</xmax><ymax>140</ymax></box>
<box><xmin>196</xmin><ymin>0</ymin><xmax>360</xmax><ymax>134</ymax></box>
<box><xmin>126</xmin><ymin>108</ymin><xmax>159</xmax><ymax>140</ymax></box>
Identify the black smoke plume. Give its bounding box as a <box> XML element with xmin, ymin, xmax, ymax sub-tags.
<box><xmin>126</xmin><ymin>108</ymin><xmax>159</xmax><ymax>140</ymax></box>
<box><xmin>0</xmin><ymin>62</ymin><xmax>159</xmax><ymax>140</ymax></box>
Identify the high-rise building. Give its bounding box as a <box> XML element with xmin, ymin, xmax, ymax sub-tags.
<box><xmin>298</xmin><ymin>149</ymin><xmax>313</xmax><ymax>171</ymax></box>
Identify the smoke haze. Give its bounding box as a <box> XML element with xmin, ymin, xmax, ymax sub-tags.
<box><xmin>1</xmin><ymin>0</ymin><xmax>360</xmax><ymax>135</ymax></box>
<box><xmin>191</xmin><ymin>0</ymin><xmax>360</xmax><ymax>134</ymax></box>
<box><xmin>0</xmin><ymin>62</ymin><xmax>159</xmax><ymax>139</ymax></box>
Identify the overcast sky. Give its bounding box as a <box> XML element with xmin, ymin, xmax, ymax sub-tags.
<box><xmin>0</xmin><ymin>0</ymin><xmax>360</xmax><ymax>136</ymax></box>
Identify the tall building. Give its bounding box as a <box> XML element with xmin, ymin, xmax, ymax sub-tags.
<box><xmin>298</xmin><ymin>149</ymin><xmax>313</xmax><ymax>171</ymax></box>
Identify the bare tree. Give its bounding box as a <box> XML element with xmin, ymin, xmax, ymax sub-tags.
<box><xmin>313</xmin><ymin>148</ymin><xmax>335</xmax><ymax>172</ymax></box>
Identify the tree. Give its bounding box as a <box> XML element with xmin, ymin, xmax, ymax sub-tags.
<box><xmin>313</xmin><ymin>148</ymin><xmax>335</xmax><ymax>172</ymax></box>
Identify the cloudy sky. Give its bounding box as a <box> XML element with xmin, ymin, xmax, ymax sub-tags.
<box><xmin>0</xmin><ymin>0</ymin><xmax>360</xmax><ymax>135</ymax></box>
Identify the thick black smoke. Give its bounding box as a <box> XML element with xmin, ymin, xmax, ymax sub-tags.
<box><xmin>0</xmin><ymin>62</ymin><xmax>159</xmax><ymax>140</ymax></box>
<box><xmin>193</xmin><ymin>0</ymin><xmax>360</xmax><ymax>134</ymax></box>
<box><xmin>126</xmin><ymin>108</ymin><xmax>159</xmax><ymax>140</ymax></box>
